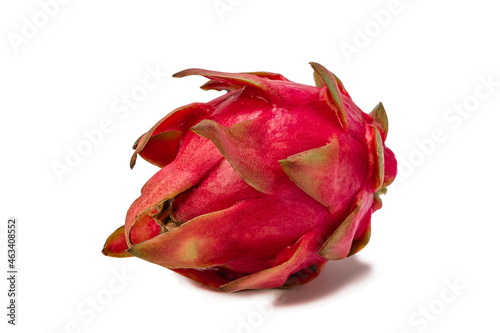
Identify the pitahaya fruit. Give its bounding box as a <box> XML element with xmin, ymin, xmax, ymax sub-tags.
<box><xmin>102</xmin><ymin>62</ymin><xmax>397</xmax><ymax>292</ymax></box>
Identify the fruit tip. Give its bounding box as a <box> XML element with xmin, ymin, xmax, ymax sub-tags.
<box><xmin>172</xmin><ymin>69</ymin><xmax>188</xmax><ymax>78</ymax></box>
<box><xmin>129</xmin><ymin>153</ymin><xmax>137</xmax><ymax>169</ymax></box>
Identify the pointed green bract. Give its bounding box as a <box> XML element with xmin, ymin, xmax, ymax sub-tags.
<box><xmin>347</xmin><ymin>224</ymin><xmax>371</xmax><ymax>257</ymax></box>
<box><xmin>310</xmin><ymin>62</ymin><xmax>348</xmax><ymax>129</ymax></box>
<box><xmin>318</xmin><ymin>194</ymin><xmax>372</xmax><ymax>260</ymax></box>
<box><xmin>191</xmin><ymin>118</ymin><xmax>275</xmax><ymax>194</ymax></box>
<box><xmin>200</xmin><ymin>72</ymin><xmax>288</xmax><ymax>91</ymax></box>
<box><xmin>132</xmin><ymin>133</ymin><xmax>144</xmax><ymax>150</ymax></box>
<box><xmin>245</xmin><ymin>71</ymin><xmax>289</xmax><ymax>81</ymax></box>
<box><xmin>173</xmin><ymin>68</ymin><xmax>272</xmax><ymax>93</ymax></box>
<box><xmin>319</xmin><ymin>205</ymin><xmax>362</xmax><ymax>260</ymax></box>
<box><xmin>279</xmin><ymin>138</ymin><xmax>340</xmax><ymax>210</ymax></box>
<box><xmin>130</xmin><ymin>103</ymin><xmax>210</xmax><ymax>169</ymax></box>
<box><xmin>218</xmin><ymin>230</ymin><xmax>320</xmax><ymax>292</ymax></box>
<box><xmin>370</xmin><ymin>102</ymin><xmax>389</xmax><ymax>139</ymax></box>
<box><xmin>332</xmin><ymin>73</ymin><xmax>348</xmax><ymax>96</ymax></box>
<box><xmin>279</xmin><ymin>136</ymin><xmax>367</xmax><ymax>215</ymax></box>
<box><xmin>200</xmin><ymin>80</ymin><xmax>240</xmax><ymax>92</ymax></box>
<box><xmin>370</xmin><ymin>125</ymin><xmax>385</xmax><ymax>191</ymax></box>
<box><xmin>372</xmin><ymin>192</ymin><xmax>383</xmax><ymax>211</ymax></box>
<box><xmin>130</xmin><ymin>130</ymin><xmax>182</xmax><ymax>169</ymax></box>
<box><xmin>313</xmin><ymin>70</ymin><xmax>348</xmax><ymax>96</ymax></box>
<box><xmin>313</xmin><ymin>71</ymin><xmax>324</xmax><ymax>89</ymax></box>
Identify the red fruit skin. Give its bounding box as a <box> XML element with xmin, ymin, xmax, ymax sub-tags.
<box><xmin>102</xmin><ymin>63</ymin><xmax>397</xmax><ymax>292</ymax></box>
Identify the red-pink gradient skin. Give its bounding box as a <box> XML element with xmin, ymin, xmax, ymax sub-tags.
<box><xmin>102</xmin><ymin>63</ymin><xmax>397</xmax><ymax>292</ymax></box>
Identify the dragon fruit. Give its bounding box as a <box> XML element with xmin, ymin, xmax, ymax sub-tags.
<box><xmin>102</xmin><ymin>62</ymin><xmax>397</xmax><ymax>292</ymax></box>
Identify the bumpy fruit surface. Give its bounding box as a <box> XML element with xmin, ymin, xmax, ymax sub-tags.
<box><xmin>102</xmin><ymin>62</ymin><xmax>397</xmax><ymax>292</ymax></box>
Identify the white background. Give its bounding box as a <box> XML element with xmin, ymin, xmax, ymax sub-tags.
<box><xmin>1</xmin><ymin>0</ymin><xmax>499</xmax><ymax>332</ymax></box>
